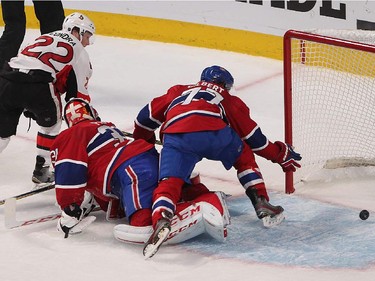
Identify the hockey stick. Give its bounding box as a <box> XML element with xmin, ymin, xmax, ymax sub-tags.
<box><xmin>4</xmin><ymin>197</ymin><xmax>101</xmax><ymax>229</ymax></box>
<box><xmin>121</xmin><ymin>131</ymin><xmax>163</xmax><ymax>146</ymax></box>
<box><xmin>0</xmin><ymin>183</ymin><xmax>55</xmax><ymax>206</ymax></box>
<box><xmin>4</xmin><ymin>197</ymin><xmax>61</xmax><ymax>229</ymax></box>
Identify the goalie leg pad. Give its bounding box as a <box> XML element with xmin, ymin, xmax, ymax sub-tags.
<box><xmin>166</xmin><ymin>203</ymin><xmax>205</xmax><ymax>244</ymax></box>
<box><xmin>191</xmin><ymin>191</ymin><xmax>230</xmax><ymax>240</ymax></box>
<box><xmin>113</xmin><ymin>195</ymin><xmax>230</xmax><ymax>245</ymax></box>
<box><xmin>213</xmin><ymin>191</ymin><xmax>231</xmax><ymax>226</ymax></box>
<box><xmin>200</xmin><ymin>202</ymin><xmax>227</xmax><ymax>242</ymax></box>
<box><xmin>114</xmin><ymin>224</ymin><xmax>153</xmax><ymax>244</ymax></box>
<box><xmin>113</xmin><ymin>205</ymin><xmax>206</xmax><ymax>246</ymax></box>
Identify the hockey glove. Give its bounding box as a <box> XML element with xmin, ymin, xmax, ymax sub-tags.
<box><xmin>57</xmin><ymin>203</ymin><xmax>83</xmax><ymax>238</ymax></box>
<box><xmin>273</xmin><ymin>141</ymin><xmax>302</xmax><ymax>172</ymax></box>
<box><xmin>57</xmin><ymin>203</ymin><xmax>96</xmax><ymax>238</ymax></box>
<box><xmin>81</xmin><ymin>191</ymin><xmax>98</xmax><ymax>217</ymax></box>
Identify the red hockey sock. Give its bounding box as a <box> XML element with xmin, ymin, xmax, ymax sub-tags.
<box><xmin>151</xmin><ymin>177</ymin><xmax>185</xmax><ymax>228</ymax></box>
<box><xmin>37</xmin><ymin>131</ymin><xmax>56</xmax><ymax>152</ymax></box>
<box><xmin>130</xmin><ymin>208</ymin><xmax>152</xmax><ymax>226</ymax></box>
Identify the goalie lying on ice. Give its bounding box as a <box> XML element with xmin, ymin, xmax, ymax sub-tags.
<box><xmin>51</xmin><ymin>98</ymin><xmax>230</xmax><ymax>246</ymax></box>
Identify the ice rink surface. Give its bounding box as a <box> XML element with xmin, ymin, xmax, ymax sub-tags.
<box><xmin>1</xmin><ymin>30</ymin><xmax>375</xmax><ymax>281</ymax></box>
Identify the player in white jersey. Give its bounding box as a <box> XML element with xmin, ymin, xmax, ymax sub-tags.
<box><xmin>0</xmin><ymin>0</ymin><xmax>65</xmax><ymax>70</ymax></box>
<box><xmin>0</xmin><ymin>12</ymin><xmax>95</xmax><ymax>186</ymax></box>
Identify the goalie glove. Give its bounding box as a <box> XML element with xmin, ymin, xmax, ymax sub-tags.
<box><xmin>273</xmin><ymin>141</ymin><xmax>302</xmax><ymax>172</ymax></box>
<box><xmin>81</xmin><ymin>191</ymin><xmax>98</xmax><ymax>217</ymax></box>
<box><xmin>57</xmin><ymin>203</ymin><xmax>96</xmax><ymax>238</ymax></box>
<box><xmin>57</xmin><ymin>203</ymin><xmax>82</xmax><ymax>238</ymax></box>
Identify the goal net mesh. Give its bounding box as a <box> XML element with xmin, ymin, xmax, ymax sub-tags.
<box><xmin>285</xmin><ymin>29</ymin><xmax>375</xmax><ymax>189</ymax></box>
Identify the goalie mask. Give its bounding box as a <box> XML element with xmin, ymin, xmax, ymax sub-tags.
<box><xmin>63</xmin><ymin>98</ymin><xmax>99</xmax><ymax>128</ymax></box>
<box><xmin>63</xmin><ymin>12</ymin><xmax>96</xmax><ymax>45</ymax></box>
<box><xmin>200</xmin><ymin>65</ymin><xmax>234</xmax><ymax>91</ymax></box>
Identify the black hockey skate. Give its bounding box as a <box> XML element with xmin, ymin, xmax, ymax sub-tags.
<box><xmin>246</xmin><ymin>188</ymin><xmax>285</xmax><ymax>227</ymax></box>
<box><xmin>143</xmin><ymin>210</ymin><xmax>173</xmax><ymax>259</ymax></box>
<box><xmin>32</xmin><ymin>156</ymin><xmax>54</xmax><ymax>185</ymax></box>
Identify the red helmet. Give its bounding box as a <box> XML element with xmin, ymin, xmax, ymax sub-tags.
<box><xmin>63</xmin><ymin>98</ymin><xmax>99</xmax><ymax>128</ymax></box>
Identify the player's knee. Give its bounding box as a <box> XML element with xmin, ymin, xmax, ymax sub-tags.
<box><xmin>39</xmin><ymin>119</ymin><xmax>62</xmax><ymax>135</ymax></box>
<box><xmin>36</xmin><ymin>113</ymin><xmax>58</xmax><ymax>127</ymax></box>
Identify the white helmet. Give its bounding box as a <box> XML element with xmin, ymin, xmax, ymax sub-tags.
<box><xmin>63</xmin><ymin>12</ymin><xmax>95</xmax><ymax>39</ymax></box>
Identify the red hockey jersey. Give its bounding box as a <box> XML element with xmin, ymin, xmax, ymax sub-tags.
<box><xmin>50</xmin><ymin>120</ymin><xmax>154</xmax><ymax>209</ymax></box>
<box><xmin>134</xmin><ymin>81</ymin><xmax>280</xmax><ymax>161</ymax></box>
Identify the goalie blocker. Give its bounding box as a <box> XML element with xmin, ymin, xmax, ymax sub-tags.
<box><xmin>114</xmin><ymin>191</ymin><xmax>230</xmax><ymax>245</ymax></box>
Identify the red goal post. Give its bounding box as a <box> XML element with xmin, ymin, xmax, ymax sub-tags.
<box><xmin>283</xmin><ymin>29</ymin><xmax>375</xmax><ymax>194</ymax></box>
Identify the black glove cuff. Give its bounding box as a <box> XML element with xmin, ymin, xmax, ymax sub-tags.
<box><xmin>63</xmin><ymin>203</ymin><xmax>82</xmax><ymax>220</ymax></box>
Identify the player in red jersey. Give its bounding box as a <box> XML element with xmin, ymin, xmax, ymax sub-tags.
<box><xmin>0</xmin><ymin>12</ymin><xmax>95</xmax><ymax>185</ymax></box>
<box><xmin>52</xmin><ymin>98</ymin><xmax>230</xmax><ymax>246</ymax></box>
<box><xmin>51</xmin><ymin>98</ymin><xmax>158</xmax><ymax>237</ymax></box>
<box><xmin>133</xmin><ymin>65</ymin><xmax>302</xmax><ymax>257</ymax></box>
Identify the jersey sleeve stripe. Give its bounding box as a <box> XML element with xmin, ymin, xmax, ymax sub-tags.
<box><xmin>55</xmin><ymin>183</ymin><xmax>87</xmax><ymax>189</ymax></box>
<box><xmin>163</xmin><ymin>110</ymin><xmax>222</xmax><ymax>130</ymax></box>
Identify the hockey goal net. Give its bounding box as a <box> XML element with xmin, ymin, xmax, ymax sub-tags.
<box><xmin>283</xmin><ymin>29</ymin><xmax>375</xmax><ymax>193</ymax></box>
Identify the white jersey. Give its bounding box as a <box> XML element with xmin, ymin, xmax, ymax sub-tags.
<box><xmin>9</xmin><ymin>31</ymin><xmax>92</xmax><ymax>99</ymax></box>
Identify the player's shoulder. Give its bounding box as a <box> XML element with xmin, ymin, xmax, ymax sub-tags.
<box><xmin>230</xmin><ymin>95</ymin><xmax>244</xmax><ymax>103</ymax></box>
<box><xmin>223</xmin><ymin>94</ymin><xmax>249</xmax><ymax>112</ymax></box>
<box><xmin>167</xmin><ymin>83</ymin><xmax>198</xmax><ymax>94</ymax></box>
<box><xmin>168</xmin><ymin>84</ymin><xmax>187</xmax><ymax>91</ymax></box>
<box><xmin>58</xmin><ymin>120</ymin><xmax>99</xmax><ymax>138</ymax></box>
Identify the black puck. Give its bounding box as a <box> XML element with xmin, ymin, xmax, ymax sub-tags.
<box><xmin>359</xmin><ymin>210</ymin><xmax>369</xmax><ymax>220</ymax></box>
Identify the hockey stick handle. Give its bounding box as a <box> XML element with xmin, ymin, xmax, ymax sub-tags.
<box><xmin>121</xmin><ymin>131</ymin><xmax>162</xmax><ymax>146</ymax></box>
<box><xmin>0</xmin><ymin>183</ymin><xmax>55</xmax><ymax>206</ymax></box>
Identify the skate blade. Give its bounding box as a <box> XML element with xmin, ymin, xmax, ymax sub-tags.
<box><xmin>143</xmin><ymin>227</ymin><xmax>171</xmax><ymax>259</ymax></box>
<box><xmin>262</xmin><ymin>212</ymin><xmax>285</xmax><ymax>228</ymax></box>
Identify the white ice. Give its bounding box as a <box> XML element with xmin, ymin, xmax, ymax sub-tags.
<box><xmin>1</xmin><ymin>30</ymin><xmax>375</xmax><ymax>281</ymax></box>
